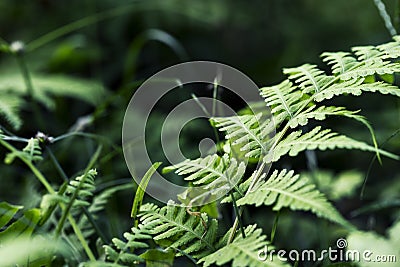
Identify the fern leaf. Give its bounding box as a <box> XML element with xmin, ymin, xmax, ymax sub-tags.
<box><xmin>212</xmin><ymin>114</ymin><xmax>275</xmax><ymax>159</ymax></box>
<box><xmin>65</xmin><ymin>169</ymin><xmax>97</xmax><ymax>209</ymax></box>
<box><xmin>0</xmin><ymin>202</ymin><xmax>41</xmax><ymax>241</ymax></box>
<box><xmin>104</xmin><ymin>222</ymin><xmax>155</xmax><ymax>264</ymax></box>
<box><xmin>260</xmin><ymin>79</ymin><xmax>306</xmax><ymax>122</ymax></box>
<box><xmin>0</xmin><ymin>73</ymin><xmax>106</xmax><ymax>107</ymax></box>
<box><xmin>139</xmin><ymin>201</ymin><xmax>218</xmax><ymax>259</ymax></box>
<box><xmin>236</xmin><ymin>170</ymin><xmax>354</xmax><ymax>229</ymax></box>
<box><xmin>338</xmin><ymin>60</ymin><xmax>400</xmax><ymax>80</ymax></box>
<box><xmin>287</xmin><ymin>106</ymin><xmax>360</xmax><ymax>128</ymax></box>
<box><xmin>163</xmin><ymin>154</ymin><xmax>245</xmax><ymax>194</ymax></box>
<box><xmin>266</xmin><ymin>126</ymin><xmax>398</xmax><ymax>163</ymax></box>
<box><xmin>377</xmin><ymin>36</ymin><xmax>400</xmax><ymax>59</ymax></box>
<box><xmin>321</xmin><ymin>51</ymin><xmax>358</xmax><ymax>75</ymax></box>
<box><xmin>5</xmin><ymin>138</ymin><xmax>42</xmax><ymax>164</ymax></box>
<box><xmin>198</xmin><ymin>224</ymin><xmax>289</xmax><ymax>267</ymax></box>
<box><xmin>283</xmin><ymin>64</ymin><xmax>334</xmax><ymax>94</ymax></box>
<box><xmin>312</xmin><ymin>78</ymin><xmax>400</xmax><ymax>102</ymax></box>
<box><xmin>0</xmin><ymin>94</ymin><xmax>23</xmax><ymax>130</ymax></box>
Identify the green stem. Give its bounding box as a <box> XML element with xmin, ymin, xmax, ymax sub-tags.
<box><xmin>270</xmin><ymin>211</ymin><xmax>280</xmax><ymax>243</ymax></box>
<box><xmin>15</xmin><ymin>53</ymin><xmax>46</xmax><ymax>129</ymax></box>
<box><xmin>230</xmin><ymin>191</ymin><xmax>245</xmax><ymax>239</ymax></box>
<box><xmin>68</xmin><ymin>213</ymin><xmax>96</xmax><ymax>260</ymax></box>
<box><xmin>0</xmin><ymin>139</ymin><xmax>96</xmax><ymax>261</ymax></box>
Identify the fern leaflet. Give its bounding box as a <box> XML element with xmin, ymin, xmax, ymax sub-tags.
<box><xmin>266</xmin><ymin>126</ymin><xmax>398</xmax><ymax>163</ymax></box>
<box><xmin>163</xmin><ymin>154</ymin><xmax>245</xmax><ymax>195</ymax></box>
<box><xmin>283</xmin><ymin>64</ymin><xmax>334</xmax><ymax>94</ymax></box>
<box><xmin>139</xmin><ymin>201</ymin><xmax>218</xmax><ymax>259</ymax></box>
<box><xmin>198</xmin><ymin>224</ymin><xmax>289</xmax><ymax>267</ymax></box>
<box><xmin>5</xmin><ymin>138</ymin><xmax>43</xmax><ymax>164</ymax></box>
<box><xmin>236</xmin><ymin>170</ymin><xmax>354</xmax><ymax>229</ymax></box>
<box><xmin>104</xmin><ymin>223</ymin><xmax>154</xmax><ymax>264</ymax></box>
<box><xmin>212</xmin><ymin>114</ymin><xmax>275</xmax><ymax>159</ymax></box>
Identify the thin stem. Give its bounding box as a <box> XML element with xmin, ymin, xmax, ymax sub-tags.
<box><xmin>373</xmin><ymin>0</ymin><xmax>397</xmax><ymax>36</ymax></box>
<box><xmin>14</xmin><ymin>53</ymin><xmax>45</xmax><ymax>129</ymax></box>
<box><xmin>230</xmin><ymin>191</ymin><xmax>245</xmax><ymax>239</ymax></box>
<box><xmin>270</xmin><ymin>211</ymin><xmax>280</xmax><ymax>243</ymax></box>
<box><xmin>68</xmin><ymin>214</ymin><xmax>96</xmax><ymax>260</ymax></box>
<box><xmin>46</xmin><ymin>146</ymin><xmax>69</xmax><ymax>182</ymax></box>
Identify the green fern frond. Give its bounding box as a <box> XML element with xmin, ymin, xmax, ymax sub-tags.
<box><xmin>0</xmin><ymin>202</ymin><xmax>41</xmax><ymax>241</ymax></box>
<box><xmin>312</xmin><ymin>78</ymin><xmax>400</xmax><ymax>102</ymax></box>
<box><xmin>5</xmin><ymin>138</ymin><xmax>42</xmax><ymax>164</ymax></box>
<box><xmin>104</xmin><ymin>222</ymin><xmax>155</xmax><ymax>264</ymax></box>
<box><xmin>260</xmin><ymin>80</ymin><xmax>307</xmax><ymax>123</ymax></box>
<box><xmin>321</xmin><ymin>52</ymin><xmax>358</xmax><ymax>75</ymax></box>
<box><xmin>0</xmin><ymin>72</ymin><xmax>107</xmax><ymax>128</ymax></box>
<box><xmin>338</xmin><ymin>60</ymin><xmax>400</xmax><ymax>80</ymax></box>
<box><xmin>266</xmin><ymin>126</ymin><xmax>398</xmax><ymax>163</ymax></box>
<box><xmin>377</xmin><ymin>36</ymin><xmax>400</xmax><ymax>59</ymax></box>
<box><xmin>139</xmin><ymin>201</ymin><xmax>218</xmax><ymax>259</ymax></box>
<box><xmin>163</xmin><ymin>154</ymin><xmax>245</xmax><ymax>194</ymax></box>
<box><xmin>283</xmin><ymin>64</ymin><xmax>334</xmax><ymax>94</ymax></box>
<box><xmin>198</xmin><ymin>224</ymin><xmax>289</xmax><ymax>267</ymax></box>
<box><xmin>236</xmin><ymin>170</ymin><xmax>354</xmax><ymax>229</ymax></box>
<box><xmin>287</xmin><ymin>106</ymin><xmax>360</xmax><ymax>128</ymax></box>
<box><xmin>212</xmin><ymin>114</ymin><xmax>275</xmax><ymax>159</ymax></box>
<box><xmin>65</xmin><ymin>169</ymin><xmax>97</xmax><ymax>209</ymax></box>
<box><xmin>0</xmin><ymin>94</ymin><xmax>23</xmax><ymax>130</ymax></box>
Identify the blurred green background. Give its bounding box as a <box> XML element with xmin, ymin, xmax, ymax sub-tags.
<box><xmin>0</xmin><ymin>0</ymin><xmax>399</xmax><ymax>265</ymax></box>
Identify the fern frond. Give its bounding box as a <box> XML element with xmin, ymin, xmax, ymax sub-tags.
<box><xmin>283</xmin><ymin>64</ymin><xmax>334</xmax><ymax>94</ymax></box>
<box><xmin>212</xmin><ymin>114</ymin><xmax>275</xmax><ymax>159</ymax></box>
<box><xmin>0</xmin><ymin>202</ymin><xmax>41</xmax><ymax>240</ymax></box>
<box><xmin>287</xmin><ymin>106</ymin><xmax>360</xmax><ymax>128</ymax></box>
<box><xmin>104</xmin><ymin>223</ymin><xmax>154</xmax><ymax>264</ymax></box>
<box><xmin>266</xmin><ymin>126</ymin><xmax>398</xmax><ymax>163</ymax></box>
<box><xmin>139</xmin><ymin>201</ymin><xmax>218</xmax><ymax>259</ymax></box>
<box><xmin>5</xmin><ymin>138</ymin><xmax>42</xmax><ymax>164</ymax></box>
<box><xmin>198</xmin><ymin>224</ymin><xmax>289</xmax><ymax>267</ymax></box>
<box><xmin>0</xmin><ymin>94</ymin><xmax>23</xmax><ymax>130</ymax></box>
<box><xmin>338</xmin><ymin>60</ymin><xmax>400</xmax><ymax>80</ymax></box>
<box><xmin>65</xmin><ymin>169</ymin><xmax>97</xmax><ymax>209</ymax></box>
<box><xmin>163</xmin><ymin>154</ymin><xmax>245</xmax><ymax>194</ymax></box>
<box><xmin>377</xmin><ymin>36</ymin><xmax>400</xmax><ymax>59</ymax></box>
<box><xmin>236</xmin><ymin>170</ymin><xmax>354</xmax><ymax>229</ymax></box>
<box><xmin>321</xmin><ymin>52</ymin><xmax>358</xmax><ymax>75</ymax></box>
<box><xmin>260</xmin><ymin>79</ymin><xmax>306</xmax><ymax>123</ymax></box>
<box><xmin>312</xmin><ymin>78</ymin><xmax>400</xmax><ymax>102</ymax></box>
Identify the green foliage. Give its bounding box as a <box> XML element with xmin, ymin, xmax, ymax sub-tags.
<box><xmin>266</xmin><ymin>126</ymin><xmax>397</xmax><ymax>163</ymax></box>
<box><xmin>0</xmin><ymin>72</ymin><xmax>106</xmax><ymax>129</ymax></box>
<box><xmin>302</xmin><ymin>170</ymin><xmax>363</xmax><ymax>200</ymax></box>
<box><xmin>139</xmin><ymin>201</ymin><xmax>218</xmax><ymax>259</ymax></box>
<box><xmin>347</xmin><ymin>220</ymin><xmax>400</xmax><ymax>267</ymax></box>
<box><xmin>163</xmin><ymin>154</ymin><xmax>245</xmax><ymax>198</ymax></box>
<box><xmin>2</xmin><ymin>7</ymin><xmax>400</xmax><ymax>266</ymax></box>
<box><xmin>104</xmin><ymin>223</ymin><xmax>154</xmax><ymax>264</ymax></box>
<box><xmin>199</xmin><ymin>224</ymin><xmax>289</xmax><ymax>267</ymax></box>
<box><xmin>131</xmin><ymin>162</ymin><xmax>161</xmax><ymax>227</ymax></box>
<box><xmin>0</xmin><ymin>202</ymin><xmax>41</xmax><ymax>241</ymax></box>
<box><xmin>236</xmin><ymin>169</ymin><xmax>354</xmax><ymax>229</ymax></box>
<box><xmin>5</xmin><ymin>137</ymin><xmax>43</xmax><ymax>164</ymax></box>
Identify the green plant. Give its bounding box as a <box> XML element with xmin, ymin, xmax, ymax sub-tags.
<box><xmin>1</xmin><ymin>24</ymin><xmax>400</xmax><ymax>267</ymax></box>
